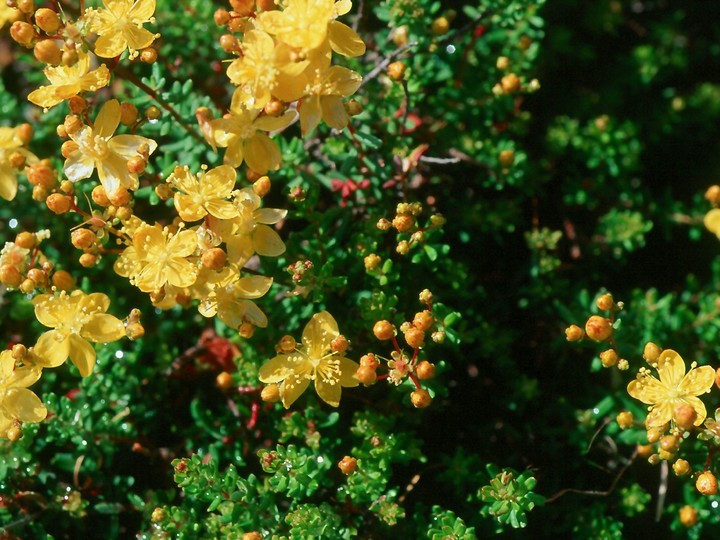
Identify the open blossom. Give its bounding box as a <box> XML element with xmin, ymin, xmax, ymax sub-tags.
<box><xmin>125</xmin><ymin>224</ymin><xmax>198</xmax><ymax>293</ymax></box>
<box><xmin>259</xmin><ymin>311</ymin><xmax>359</xmax><ymax>408</ymax></box>
<box><xmin>64</xmin><ymin>99</ymin><xmax>157</xmax><ymax>196</ymax></box>
<box><xmin>227</xmin><ymin>29</ymin><xmax>306</xmax><ymax>109</ymax></box>
<box><xmin>30</xmin><ymin>291</ymin><xmax>126</xmax><ymax>377</ymax></box>
<box><xmin>0</xmin><ymin>126</ymin><xmax>38</xmax><ymax>201</ymax></box>
<box><xmin>296</xmin><ymin>54</ymin><xmax>362</xmax><ymax>135</ymax></box>
<box><xmin>198</xmin><ymin>272</ymin><xmax>273</xmax><ymax>329</ymax></box>
<box><xmin>258</xmin><ymin>0</ymin><xmax>365</xmax><ymax>57</ymax></box>
<box><xmin>0</xmin><ymin>350</ymin><xmax>46</xmax><ymax>437</ymax></box>
<box><xmin>168</xmin><ymin>164</ymin><xmax>238</xmax><ymax>222</ymax></box>
<box><xmin>211</xmin><ymin>89</ymin><xmax>297</xmax><ymax>174</ymax></box>
<box><xmin>27</xmin><ymin>53</ymin><xmax>110</xmax><ymax>110</ymax></box>
<box><xmin>627</xmin><ymin>349</ymin><xmax>715</xmax><ymax>427</ymax></box>
<box><xmin>86</xmin><ymin>0</ymin><xmax>158</xmax><ymax>59</ymax></box>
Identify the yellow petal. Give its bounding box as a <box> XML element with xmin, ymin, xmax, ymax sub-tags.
<box><xmin>30</xmin><ymin>331</ymin><xmax>69</xmax><ymax>368</ymax></box>
<box><xmin>0</xmin><ymin>165</ymin><xmax>18</xmax><ymax>201</ymax></box>
<box><xmin>4</xmin><ymin>388</ymin><xmax>47</xmax><ymax>423</ymax></box>
<box><xmin>328</xmin><ymin>20</ymin><xmax>366</xmax><ymax>57</ymax></box>
<box><xmin>27</xmin><ymin>85</ymin><xmax>65</xmax><ymax>108</ymax></box>
<box><xmin>645</xmin><ymin>401</ymin><xmax>674</xmax><ymax>428</ymax></box>
<box><xmin>109</xmin><ymin>134</ymin><xmax>158</xmax><ymax>157</ymax></box>
<box><xmin>124</xmin><ymin>25</ymin><xmax>155</xmax><ymax>51</ymax></box>
<box><xmin>95</xmin><ymin>99</ymin><xmax>121</xmax><ymax>139</ymax></box>
<box><xmin>681</xmin><ymin>395</ymin><xmax>709</xmax><ymax>425</ymax></box>
<box><xmin>175</xmin><ymin>194</ymin><xmax>207</xmax><ymax>222</ymax></box>
<box><xmin>627</xmin><ymin>376</ymin><xmax>669</xmax><ymax>405</ymax></box>
<box><xmin>656</xmin><ymin>349</ymin><xmax>685</xmax><ymax>387</ymax></box>
<box><xmin>94</xmin><ymin>32</ymin><xmax>128</xmax><ymax>58</ymax></box>
<box><xmin>281</xmin><ymin>373</ymin><xmax>311</xmax><ymax>408</ymax></box>
<box><xmin>9</xmin><ymin>365</ymin><xmax>43</xmax><ymax>389</ymax></box>
<box><xmin>82</xmin><ymin>313</ymin><xmax>125</xmax><ymax>343</ymax></box>
<box><xmin>299</xmin><ymin>96</ymin><xmax>322</xmax><ymax>136</ymax></box>
<box><xmin>203</xmin><ymin>165</ymin><xmax>236</xmax><ymax>196</ymax></box>
<box><xmin>678</xmin><ymin>365</ymin><xmax>715</xmax><ymax>397</ymax></box>
<box><xmin>315</xmin><ymin>375</ymin><xmax>342</xmax><ymax>407</ymax></box>
<box><xmin>338</xmin><ymin>357</ymin><xmax>360</xmax><ymax>387</ymax></box>
<box><xmin>205</xmin><ymin>200</ymin><xmax>238</xmax><ymax>220</ymax></box>
<box><xmin>234</xmin><ymin>276</ymin><xmax>273</xmax><ymax>299</ymax></box>
<box><xmin>244</xmin><ymin>133</ymin><xmax>281</xmax><ymax>174</ymax></box>
<box><xmin>253</xmin><ymin>225</ymin><xmax>286</xmax><ymax>257</ymax></box>
<box><xmin>302</xmin><ymin>311</ymin><xmax>339</xmax><ymax>358</ymax></box>
<box><xmin>64</xmin><ymin>151</ymin><xmax>96</xmax><ymax>182</ymax></box>
<box><xmin>167</xmin><ymin>229</ymin><xmax>198</xmax><ymax>257</ymax></box>
<box><xmin>128</xmin><ymin>0</ymin><xmax>156</xmax><ymax>21</ymax></box>
<box><xmin>320</xmin><ymin>95</ymin><xmax>350</xmax><ymax>130</ymax></box>
<box><xmin>68</xmin><ymin>334</ymin><xmax>97</xmax><ymax>377</ymax></box>
<box><xmin>255</xmin><ymin>208</ymin><xmax>287</xmax><ymax>225</ymax></box>
<box><xmin>259</xmin><ymin>353</ymin><xmax>294</xmax><ymax>383</ymax></box>
<box><xmin>253</xmin><ymin>110</ymin><xmax>297</xmax><ymax>132</ymax></box>
<box><xmin>165</xmin><ymin>259</ymin><xmax>198</xmax><ymax>288</ymax></box>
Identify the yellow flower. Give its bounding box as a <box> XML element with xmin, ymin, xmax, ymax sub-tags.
<box><xmin>627</xmin><ymin>349</ymin><xmax>715</xmax><ymax>428</ymax></box>
<box><xmin>130</xmin><ymin>224</ymin><xmax>198</xmax><ymax>293</ymax></box>
<box><xmin>0</xmin><ymin>126</ymin><xmax>38</xmax><ymax>201</ymax></box>
<box><xmin>211</xmin><ymin>90</ymin><xmax>297</xmax><ymax>174</ymax></box>
<box><xmin>227</xmin><ymin>29</ymin><xmax>307</xmax><ymax>109</ymax></box>
<box><xmin>27</xmin><ymin>53</ymin><xmax>110</xmax><ymax>110</ymax></box>
<box><xmin>168</xmin><ymin>164</ymin><xmax>239</xmax><ymax>222</ymax></box>
<box><xmin>220</xmin><ymin>187</ymin><xmax>287</xmax><ymax>259</ymax></box>
<box><xmin>0</xmin><ymin>350</ymin><xmax>46</xmax><ymax>435</ymax></box>
<box><xmin>198</xmin><ymin>273</ymin><xmax>273</xmax><ymax>329</ymax></box>
<box><xmin>258</xmin><ymin>0</ymin><xmax>365</xmax><ymax>57</ymax></box>
<box><xmin>64</xmin><ymin>99</ymin><xmax>157</xmax><ymax>196</ymax></box>
<box><xmin>259</xmin><ymin>311</ymin><xmax>359</xmax><ymax>408</ymax></box>
<box><xmin>86</xmin><ymin>0</ymin><xmax>157</xmax><ymax>59</ymax></box>
<box><xmin>297</xmin><ymin>55</ymin><xmax>362</xmax><ymax>135</ymax></box>
<box><xmin>31</xmin><ymin>290</ymin><xmax>126</xmax><ymax>377</ymax></box>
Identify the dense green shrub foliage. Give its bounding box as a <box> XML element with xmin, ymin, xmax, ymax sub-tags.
<box><xmin>2</xmin><ymin>0</ymin><xmax>720</xmax><ymax>538</ymax></box>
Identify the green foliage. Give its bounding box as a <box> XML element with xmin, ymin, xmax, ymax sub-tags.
<box><xmin>479</xmin><ymin>465</ymin><xmax>545</xmax><ymax>530</ymax></box>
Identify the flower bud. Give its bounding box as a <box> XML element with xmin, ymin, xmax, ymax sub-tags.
<box><xmin>404</xmin><ymin>327</ymin><xmax>425</xmax><ymax>349</ymax></box>
<box><xmin>498</xmin><ymin>149</ymin><xmax>515</xmax><ymax>168</ymax></box>
<box><xmin>387</xmin><ymin>61</ymin><xmax>406</xmax><ymax>81</ymax></box>
<box><xmin>15</xmin><ymin>231</ymin><xmax>35</xmax><ymax>249</ymax></box>
<box><xmin>596</xmin><ymin>293</ymin><xmax>614</xmax><ymax>311</ymax></box>
<box><xmin>27</xmin><ymin>268</ymin><xmax>46</xmax><ymax>286</ymax></box>
<box><xmin>35</xmin><ymin>8</ymin><xmax>61</xmax><ymax>34</ymax></box>
<box><xmin>411</xmin><ymin>388</ymin><xmax>432</xmax><ymax>408</ymax></box>
<box><xmin>71</xmin><ymin>228</ymin><xmax>97</xmax><ymax>250</ymax></box>
<box><xmin>242</xmin><ymin>533</ymin><xmax>262</xmax><ymax>540</ymax></box>
<box><xmin>27</xmin><ymin>160</ymin><xmax>57</xmax><ymax>188</ymax></box>
<box><xmin>253</xmin><ymin>176</ymin><xmax>271</xmax><ymax>197</ymax></box>
<box><xmin>331</xmin><ymin>335</ymin><xmax>349</xmax><ymax>354</ymax></box>
<box><xmin>599</xmin><ymin>349</ymin><xmax>618</xmax><ymax>368</ymax></box>
<box><xmin>364</xmin><ymin>253</ymin><xmax>381</xmax><ymax>272</ymax></box>
<box><xmin>7</xmin><ymin>426</ymin><xmax>22</xmax><ymax>442</ymax></box>
<box><xmin>34</xmin><ymin>39</ymin><xmax>62</xmax><ymax>65</ymax></box>
<box><xmin>360</xmin><ymin>354</ymin><xmax>379</xmax><ymax>369</ymax></box>
<box><xmin>679</xmin><ymin>505</ymin><xmax>698</xmax><ymax>527</ymax></box>
<box><xmin>564</xmin><ymin>324</ymin><xmax>584</xmax><ymax>341</ymax></box>
<box><xmin>355</xmin><ymin>365</ymin><xmax>377</xmax><ymax>385</ymax></box>
<box><xmin>219</xmin><ymin>34</ymin><xmax>240</xmax><ymax>53</ymax></box>
<box><xmin>416</xmin><ymin>360</ymin><xmax>436</xmax><ymax>380</ymax></box>
<box><xmin>120</xmin><ymin>103</ymin><xmax>139</xmax><ymax>125</ymax></box>
<box><xmin>201</xmin><ymin>247</ymin><xmax>227</xmax><ymax>270</ymax></box>
<box><xmin>696</xmin><ymin>471</ymin><xmax>718</xmax><ymax>495</ymax></box>
<box><xmin>91</xmin><ymin>185</ymin><xmax>111</xmax><ymax>207</ymax></box>
<box><xmin>346</xmin><ymin>99</ymin><xmax>363</xmax><ymax>116</ymax></box>
<box><xmin>496</xmin><ymin>56</ymin><xmax>510</xmax><ymax>70</ymax></box>
<box><xmin>79</xmin><ymin>253</ymin><xmax>98</xmax><ymax>267</ymax></box>
<box><xmin>392</xmin><ymin>213</ymin><xmax>414</xmax><ymax>232</ymax></box>
<box><xmin>642</xmin><ymin>341</ymin><xmax>662</xmax><ymax>363</ymax></box>
<box><xmin>706</xmin><ymin>185</ymin><xmax>720</xmax><ymax>205</ymax></box>
<box><xmin>616</xmin><ymin>410</ymin><xmax>633</xmax><ymax>429</ymax></box>
<box><xmin>11</xmin><ymin>21</ymin><xmax>35</xmax><ymax>47</ymax></box>
<box><xmin>263</xmin><ymin>98</ymin><xmax>284</xmax><ymax>117</ymax></box>
<box><xmin>261</xmin><ymin>384</ymin><xmax>280</xmax><ymax>403</ymax></box>
<box><xmin>670</xmin><ymin>404</ymin><xmax>697</xmax><ymax>431</ymax></box>
<box><xmin>0</xmin><ymin>265</ymin><xmax>22</xmax><ymax>288</ymax></box>
<box><xmin>501</xmin><ymin>73</ymin><xmax>521</xmax><ymax>93</ymax></box>
<box><xmin>108</xmin><ymin>187</ymin><xmax>131</xmax><ymax>206</ymax></box>
<box><xmin>431</xmin><ymin>16</ymin><xmax>449</xmax><ymax>35</ymax></box>
<box><xmin>140</xmin><ymin>47</ymin><xmax>157</xmax><ymax>63</ymax></box>
<box><xmin>338</xmin><ymin>456</ymin><xmax>357</xmax><ymax>475</ymax></box>
<box><xmin>216</xmin><ymin>371</ymin><xmax>234</xmax><ymax>390</ymax></box>
<box><xmin>373</xmin><ymin>320</ymin><xmax>395</xmax><ymax>340</ymax></box>
<box><xmin>214</xmin><ymin>8</ymin><xmax>231</xmax><ymax>25</ymax></box>
<box><xmin>51</xmin><ymin>270</ymin><xmax>74</xmax><ymax>291</ymax></box>
<box><xmin>239</xmin><ymin>322</ymin><xmax>255</xmax><ymax>338</ymax></box>
<box><xmin>17</xmin><ymin>0</ymin><xmax>35</xmax><ymax>15</ymax></box>
<box><xmin>673</xmin><ymin>459</ymin><xmax>690</xmax><ymax>476</ymax></box>
<box><xmin>46</xmin><ymin>193</ymin><xmax>72</xmax><ymax>214</ymax></box>
<box><xmin>659</xmin><ymin>435</ymin><xmax>679</xmax><ymax>453</ymax></box>
<box><xmin>584</xmin><ymin>315</ymin><xmax>612</xmax><ymax>342</ymax></box>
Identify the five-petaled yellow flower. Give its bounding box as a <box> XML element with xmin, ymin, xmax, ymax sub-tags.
<box><xmin>0</xmin><ymin>350</ymin><xmax>46</xmax><ymax>437</ymax></box>
<box><xmin>86</xmin><ymin>0</ymin><xmax>158</xmax><ymax>59</ymax></box>
<box><xmin>27</xmin><ymin>52</ymin><xmax>110</xmax><ymax>110</ymax></box>
<box><xmin>168</xmin><ymin>164</ymin><xmax>238</xmax><ymax>222</ymax></box>
<box><xmin>64</xmin><ymin>99</ymin><xmax>157</xmax><ymax>196</ymax></box>
<box><xmin>31</xmin><ymin>291</ymin><xmax>126</xmax><ymax>377</ymax></box>
<box><xmin>627</xmin><ymin>349</ymin><xmax>715</xmax><ymax>428</ymax></box>
<box><xmin>259</xmin><ymin>311</ymin><xmax>359</xmax><ymax>408</ymax></box>
<box><xmin>129</xmin><ymin>224</ymin><xmax>198</xmax><ymax>293</ymax></box>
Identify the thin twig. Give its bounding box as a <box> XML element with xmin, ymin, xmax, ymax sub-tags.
<box><xmin>545</xmin><ymin>448</ymin><xmax>638</xmax><ymax>504</ymax></box>
<box><xmin>358</xmin><ymin>41</ymin><xmax>419</xmax><ymax>90</ymax></box>
<box><xmin>419</xmin><ymin>155</ymin><xmax>462</xmax><ymax>164</ymax></box>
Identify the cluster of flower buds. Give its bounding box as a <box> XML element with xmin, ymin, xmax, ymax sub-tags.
<box><xmin>376</xmin><ymin>202</ymin><xmax>446</xmax><ymax>256</ymax></box>
<box><xmin>360</xmin><ymin>290</ymin><xmax>439</xmax><ymax>408</ymax></box>
<box><xmin>0</xmin><ymin>230</ymin><xmax>74</xmax><ymax>293</ymax></box>
<box><xmin>565</xmin><ymin>292</ymin><xmax>627</xmax><ymax>370</ymax></box>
